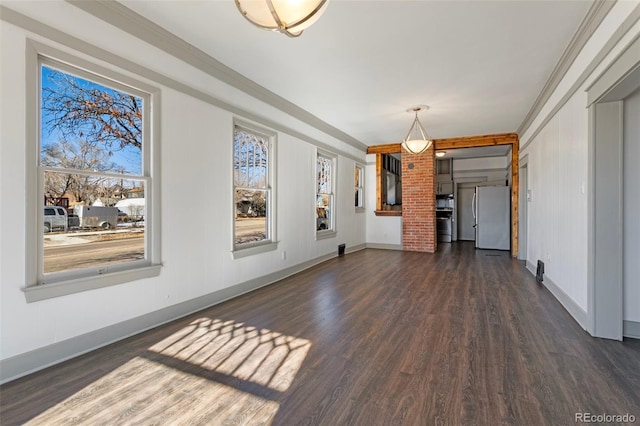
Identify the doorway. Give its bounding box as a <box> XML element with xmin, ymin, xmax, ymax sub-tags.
<box><xmin>518</xmin><ymin>159</ymin><xmax>528</xmax><ymax>261</ymax></box>
<box><xmin>588</xmin><ymin>37</ymin><xmax>639</xmax><ymax>340</ymax></box>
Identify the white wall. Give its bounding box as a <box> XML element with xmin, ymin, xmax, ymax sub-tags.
<box><xmin>624</xmin><ymin>88</ymin><xmax>640</xmax><ymax>323</ymax></box>
<box><xmin>364</xmin><ymin>154</ymin><xmax>402</xmax><ymax>247</ymax></box>
<box><xmin>520</xmin><ymin>1</ymin><xmax>640</xmax><ymax>326</ymax></box>
<box><xmin>0</xmin><ymin>2</ymin><xmax>365</xmax><ymax>373</ymax></box>
<box><xmin>453</xmin><ymin>156</ymin><xmax>509</xmax><ymax>183</ymax></box>
<box><xmin>522</xmin><ymin>91</ymin><xmax>588</xmax><ymax>311</ymax></box>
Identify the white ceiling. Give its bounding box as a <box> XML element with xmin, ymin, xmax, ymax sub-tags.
<box><xmin>120</xmin><ymin>0</ymin><xmax>593</xmax><ymax>148</ymax></box>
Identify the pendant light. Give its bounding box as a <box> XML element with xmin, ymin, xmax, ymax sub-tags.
<box><xmin>235</xmin><ymin>0</ymin><xmax>330</xmax><ymax>38</ymax></box>
<box><xmin>401</xmin><ymin>106</ymin><xmax>433</xmax><ymax>154</ymax></box>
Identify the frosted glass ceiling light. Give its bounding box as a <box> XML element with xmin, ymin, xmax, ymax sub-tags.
<box><xmin>402</xmin><ymin>106</ymin><xmax>433</xmax><ymax>154</ymax></box>
<box><xmin>235</xmin><ymin>0</ymin><xmax>329</xmax><ymax>38</ymax></box>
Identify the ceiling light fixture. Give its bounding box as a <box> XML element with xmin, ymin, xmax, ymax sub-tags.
<box><xmin>235</xmin><ymin>0</ymin><xmax>330</xmax><ymax>38</ymax></box>
<box><xmin>401</xmin><ymin>106</ymin><xmax>433</xmax><ymax>154</ymax></box>
<box><xmin>435</xmin><ymin>151</ymin><xmax>446</xmax><ymax>158</ymax></box>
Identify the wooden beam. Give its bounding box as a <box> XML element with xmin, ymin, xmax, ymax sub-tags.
<box><xmin>367</xmin><ymin>132</ymin><xmax>520</xmax><ymax>257</ymax></box>
<box><xmin>376</xmin><ymin>153</ymin><xmax>383</xmax><ymax>212</ymax></box>
<box><xmin>434</xmin><ymin>133</ymin><xmax>518</xmax><ymax>150</ymax></box>
<box><xmin>367</xmin><ymin>143</ymin><xmax>401</xmax><ymax>155</ymax></box>
<box><xmin>511</xmin><ymin>138</ymin><xmax>519</xmax><ymax>258</ymax></box>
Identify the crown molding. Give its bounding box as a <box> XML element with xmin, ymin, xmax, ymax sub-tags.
<box><xmin>0</xmin><ymin>5</ymin><xmax>364</xmax><ymax>164</ymax></box>
<box><xmin>517</xmin><ymin>0</ymin><xmax>617</xmax><ymax>137</ymax></box>
<box><xmin>66</xmin><ymin>0</ymin><xmax>367</xmax><ymax>153</ymax></box>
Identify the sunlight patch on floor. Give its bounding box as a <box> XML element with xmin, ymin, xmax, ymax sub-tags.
<box><xmin>25</xmin><ymin>356</ymin><xmax>280</xmax><ymax>425</ymax></box>
<box><xmin>149</xmin><ymin>317</ymin><xmax>311</xmax><ymax>392</ymax></box>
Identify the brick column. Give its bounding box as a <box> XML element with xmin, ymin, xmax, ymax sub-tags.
<box><xmin>401</xmin><ymin>145</ymin><xmax>436</xmax><ymax>253</ymax></box>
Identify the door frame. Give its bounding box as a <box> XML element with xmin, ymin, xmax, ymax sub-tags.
<box><xmin>518</xmin><ymin>155</ymin><xmax>529</xmax><ymax>261</ymax></box>
<box><xmin>586</xmin><ymin>36</ymin><xmax>640</xmax><ymax>340</ymax></box>
<box><xmin>367</xmin><ymin>133</ymin><xmax>520</xmax><ymax>256</ymax></box>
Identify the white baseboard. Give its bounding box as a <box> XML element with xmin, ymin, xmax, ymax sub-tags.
<box><xmin>0</xmin><ymin>250</ymin><xmax>339</xmax><ymax>384</ymax></box>
<box><xmin>346</xmin><ymin>243</ymin><xmax>367</xmax><ymax>254</ymax></box>
<box><xmin>366</xmin><ymin>243</ymin><xmax>403</xmax><ymax>250</ymax></box>
<box><xmin>526</xmin><ymin>260</ymin><xmax>536</xmax><ymax>275</ymax></box>
<box><xmin>525</xmin><ymin>261</ymin><xmax>588</xmax><ymax>331</ymax></box>
<box><xmin>623</xmin><ymin>320</ymin><xmax>640</xmax><ymax>339</ymax></box>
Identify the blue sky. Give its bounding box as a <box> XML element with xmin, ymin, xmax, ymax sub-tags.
<box><xmin>41</xmin><ymin>65</ymin><xmax>142</xmax><ymax>176</ymax></box>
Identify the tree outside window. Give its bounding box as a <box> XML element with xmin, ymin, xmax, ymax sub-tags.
<box><xmin>39</xmin><ymin>61</ymin><xmax>149</xmax><ymax>278</ymax></box>
<box><xmin>234</xmin><ymin>125</ymin><xmax>272</xmax><ymax>248</ymax></box>
<box><xmin>317</xmin><ymin>152</ymin><xmax>335</xmax><ymax>233</ymax></box>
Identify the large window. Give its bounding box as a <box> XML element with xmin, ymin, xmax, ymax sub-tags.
<box><xmin>26</xmin><ymin>44</ymin><xmax>160</xmax><ymax>301</ymax></box>
<box><xmin>316</xmin><ymin>151</ymin><xmax>336</xmax><ymax>236</ymax></box>
<box><xmin>233</xmin><ymin>123</ymin><xmax>275</xmax><ymax>254</ymax></box>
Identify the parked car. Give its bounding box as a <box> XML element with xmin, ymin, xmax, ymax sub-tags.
<box><xmin>117</xmin><ymin>210</ymin><xmax>128</xmax><ymax>222</ymax></box>
<box><xmin>44</xmin><ymin>206</ymin><xmax>68</xmax><ymax>233</ymax></box>
<box><xmin>67</xmin><ymin>214</ymin><xmax>80</xmax><ymax>228</ymax></box>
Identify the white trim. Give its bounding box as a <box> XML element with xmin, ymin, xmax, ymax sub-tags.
<box><xmin>64</xmin><ymin>0</ymin><xmax>367</xmax><ymax>153</ymax></box>
<box><xmin>316</xmin><ymin>230</ymin><xmax>337</xmax><ymax>240</ymax></box>
<box><xmin>355</xmin><ymin>163</ymin><xmax>365</xmax><ymax>210</ymax></box>
<box><xmin>346</xmin><ymin>243</ymin><xmax>367</xmax><ymax>253</ymax></box>
<box><xmin>623</xmin><ymin>321</ymin><xmax>640</xmax><ymax>339</ymax></box>
<box><xmin>24</xmin><ymin>39</ymin><xmax>162</xmax><ymax>300</ymax></box>
<box><xmin>366</xmin><ymin>243</ymin><xmax>403</xmax><ymax>251</ymax></box>
<box><xmin>23</xmin><ymin>265</ymin><xmax>162</xmax><ymax>303</ymax></box>
<box><xmin>0</xmin><ymin>6</ymin><xmax>365</xmax><ymax>165</ymax></box>
<box><xmin>2</xmin><ymin>250</ymin><xmax>338</xmax><ymax>384</ymax></box>
<box><xmin>230</xmin><ymin>241</ymin><xmax>279</xmax><ymax>260</ymax></box>
<box><xmin>586</xmin><ymin>35</ymin><xmax>640</xmax><ymax>104</ymax></box>
<box><xmin>316</xmin><ymin>148</ymin><xmax>337</xmax><ymax>237</ymax></box>
<box><xmin>231</xmin><ymin>120</ymin><xmax>277</xmax><ymax>256</ymax></box>
<box><xmin>517</xmin><ymin>0</ymin><xmax>617</xmax><ymax>136</ymax></box>
<box><xmin>525</xmin><ymin>261</ymin><xmax>588</xmax><ymax>331</ymax></box>
<box><xmin>520</xmin><ymin>4</ymin><xmax>640</xmax><ymax>152</ymax></box>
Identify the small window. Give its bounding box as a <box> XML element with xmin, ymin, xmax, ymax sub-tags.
<box><xmin>316</xmin><ymin>151</ymin><xmax>336</xmax><ymax>235</ymax></box>
<box><xmin>233</xmin><ymin>123</ymin><xmax>275</xmax><ymax>253</ymax></box>
<box><xmin>355</xmin><ymin>165</ymin><xmax>364</xmax><ymax>209</ymax></box>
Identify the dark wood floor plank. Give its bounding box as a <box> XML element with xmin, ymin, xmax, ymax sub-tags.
<box><xmin>2</xmin><ymin>242</ymin><xmax>639</xmax><ymax>425</ymax></box>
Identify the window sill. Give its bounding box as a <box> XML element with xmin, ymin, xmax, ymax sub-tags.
<box><xmin>23</xmin><ymin>264</ymin><xmax>162</xmax><ymax>303</ymax></box>
<box><xmin>231</xmin><ymin>241</ymin><xmax>279</xmax><ymax>259</ymax></box>
<box><xmin>374</xmin><ymin>210</ymin><xmax>402</xmax><ymax>216</ymax></box>
<box><xmin>316</xmin><ymin>230</ymin><xmax>337</xmax><ymax>240</ymax></box>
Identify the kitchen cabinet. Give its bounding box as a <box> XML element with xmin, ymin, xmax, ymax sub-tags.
<box><xmin>436</xmin><ymin>159</ymin><xmax>453</xmax><ymax>195</ymax></box>
<box><xmin>437</xmin><ymin>181</ymin><xmax>454</xmax><ymax>195</ymax></box>
<box><xmin>436</xmin><ymin>159</ymin><xmax>452</xmax><ymax>182</ymax></box>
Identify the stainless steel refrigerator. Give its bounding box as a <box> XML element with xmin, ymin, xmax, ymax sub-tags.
<box><xmin>472</xmin><ymin>186</ymin><xmax>510</xmax><ymax>250</ymax></box>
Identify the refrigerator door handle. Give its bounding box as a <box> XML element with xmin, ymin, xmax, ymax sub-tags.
<box><xmin>472</xmin><ymin>192</ymin><xmax>477</xmax><ymax>221</ymax></box>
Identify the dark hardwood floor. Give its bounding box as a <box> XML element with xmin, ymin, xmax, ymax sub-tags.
<box><xmin>2</xmin><ymin>243</ymin><xmax>639</xmax><ymax>425</ymax></box>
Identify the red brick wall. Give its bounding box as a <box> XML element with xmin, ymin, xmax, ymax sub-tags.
<box><xmin>401</xmin><ymin>145</ymin><xmax>436</xmax><ymax>253</ymax></box>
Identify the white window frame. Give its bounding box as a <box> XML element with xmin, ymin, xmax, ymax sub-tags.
<box><xmin>316</xmin><ymin>149</ymin><xmax>337</xmax><ymax>239</ymax></box>
<box><xmin>355</xmin><ymin>163</ymin><xmax>365</xmax><ymax>212</ymax></box>
<box><xmin>231</xmin><ymin>120</ymin><xmax>278</xmax><ymax>259</ymax></box>
<box><xmin>24</xmin><ymin>40</ymin><xmax>161</xmax><ymax>303</ymax></box>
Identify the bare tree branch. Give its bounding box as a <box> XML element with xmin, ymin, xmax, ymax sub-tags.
<box><xmin>42</xmin><ymin>69</ymin><xmax>143</xmax><ymax>152</ymax></box>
